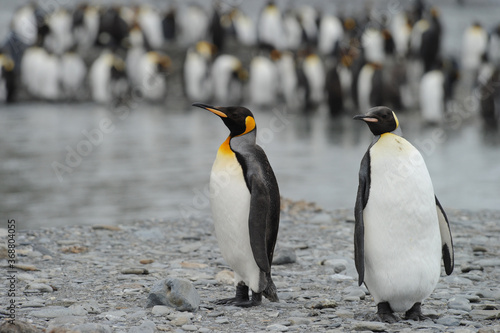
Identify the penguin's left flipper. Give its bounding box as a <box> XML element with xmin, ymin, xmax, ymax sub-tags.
<box><xmin>435</xmin><ymin>196</ymin><xmax>454</xmax><ymax>275</ymax></box>
<box><xmin>354</xmin><ymin>150</ymin><xmax>372</xmax><ymax>286</ymax></box>
<box><xmin>248</xmin><ymin>174</ymin><xmax>273</xmax><ymax>274</ymax></box>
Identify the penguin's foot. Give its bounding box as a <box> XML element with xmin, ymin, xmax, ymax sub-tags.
<box><xmin>377</xmin><ymin>302</ymin><xmax>399</xmax><ymax>323</ymax></box>
<box><xmin>404</xmin><ymin>302</ymin><xmax>428</xmax><ymax>321</ymax></box>
<box><xmin>263</xmin><ymin>274</ymin><xmax>279</xmax><ymax>302</ymax></box>
<box><xmin>214</xmin><ymin>283</ymin><xmax>262</xmax><ymax>307</ymax></box>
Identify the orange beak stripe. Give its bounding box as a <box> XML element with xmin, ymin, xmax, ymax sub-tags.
<box><xmin>206</xmin><ymin>107</ymin><xmax>227</xmax><ymax>118</ymax></box>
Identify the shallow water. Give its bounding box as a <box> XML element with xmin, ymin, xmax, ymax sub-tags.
<box><xmin>1</xmin><ymin>102</ymin><xmax>499</xmax><ymax>230</ymax></box>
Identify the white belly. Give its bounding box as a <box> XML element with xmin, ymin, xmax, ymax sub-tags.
<box><xmin>210</xmin><ymin>151</ymin><xmax>261</xmax><ymax>291</ymax></box>
<box><xmin>364</xmin><ymin>133</ymin><xmax>442</xmax><ymax>312</ymax></box>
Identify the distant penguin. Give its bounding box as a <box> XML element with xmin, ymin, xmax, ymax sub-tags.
<box><xmin>183</xmin><ymin>41</ymin><xmax>216</xmax><ymax>102</ymax></box>
<box><xmin>137</xmin><ymin>5</ymin><xmax>164</xmax><ymax>50</ymax></box>
<box><xmin>419</xmin><ymin>58</ymin><xmax>459</xmax><ymax>124</ymax></box>
<box><xmin>230</xmin><ymin>8</ymin><xmax>257</xmax><ymax>47</ymax></box>
<box><xmin>178</xmin><ymin>4</ymin><xmax>209</xmax><ymax>46</ymax></box>
<box><xmin>361</xmin><ymin>27</ymin><xmax>385</xmax><ymax>64</ymax></box>
<box><xmin>89</xmin><ymin>50</ymin><xmax>128</xmax><ymax>104</ymax></box>
<box><xmin>96</xmin><ymin>6</ymin><xmax>129</xmax><ymax>49</ymax></box>
<box><xmin>192</xmin><ymin>103</ymin><xmax>280</xmax><ymax>307</ymax></box>
<box><xmin>281</xmin><ymin>9</ymin><xmax>302</xmax><ymax>51</ymax></box>
<box><xmin>461</xmin><ymin>22</ymin><xmax>488</xmax><ymax>89</ymax></box>
<box><xmin>462</xmin><ymin>22</ymin><xmax>488</xmax><ymax>71</ymax></box>
<box><xmin>10</xmin><ymin>3</ymin><xmax>38</xmax><ymax>46</ymax></box>
<box><xmin>276</xmin><ymin>51</ymin><xmax>306</xmax><ymax>110</ymax></box>
<box><xmin>162</xmin><ymin>5</ymin><xmax>177</xmax><ymax>42</ymax></box>
<box><xmin>21</xmin><ymin>24</ymin><xmax>60</xmax><ymax>101</ymax></box>
<box><xmin>296</xmin><ymin>5</ymin><xmax>319</xmax><ymax>46</ymax></box>
<box><xmin>318</xmin><ymin>14</ymin><xmax>344</xmax><ymax>57</ymax></box>
<box><xmin>136</xmin><ymin>51</ymin><xmax>171</xmax><ymax>101</ymax></box>
<box><xmin>211</xmin><ymin>54</ymin><xmax>247</xmax><ymax>105</ymax></box>
<box><xmin>357</xmin><ymin>62</ymin><xmax>384</xmax><ymax>113</ymax></box>
<box><xmin>476</xmin><ymin>59</ymin><xmax>500</xmax><ymax>128</ymax></box>
<box><xmin>412</xmin><ymin>7</ymin><xmax>442</xmax><ymax>73</ymax></box>
<box><xmin>249</xmin><ymin>54</ymin><xmax>279</xmax><ymax>107</ymax></box>
<box><xmin>126</xmin><ymin>23</ymin><xmax>150</xmax><ymax>87</ymax></box>
<box><xmin>390</xmin><ymin>11</ymin><xmax>412</xmax><ymax>58</ymax></box>
<box><xmin>72</xmin><ymin>4</ymin><xmax>100</xmax><ymax>51</ymax></box>
<box><xmin>257</xmin><ymin>1</ymin><xmax>283</xmax><ymax>50</ymax></box>
<box><xmin>301</xmin><ymin>52</ymin><xmax>326</xmax><ymax>110</ymax></box>
<box><xmin>210</xmin><ymin>3</ymin><xmax>226</xmax><ymax>51</ymax></box>
<box><xmin>487</xmin><ymin>24</ymin><xmax>500</xmax><ymax>66</ymax></box>
<box><xmin>325</xmin><ymin>61</ymin><xmax>343</xmax><ymax>116</ymax></box>
<box><xmin>60</xmin><ymin>48</ymin><xmax>87</xmax><ymax>100</ymax></box>
<box><xmin>0</xmin><ymin>53</ymin><xmax>16</xmax><ymax>103</ymax></box>
<box><xmin>353</xmin><ymin>106</ymin><xmax>454</xmax><ymax>323</ymax></box>
<box><xmin>44</xmin><ymin>8</ymin><xmax>74</xmax><ymax>55</ymax></box>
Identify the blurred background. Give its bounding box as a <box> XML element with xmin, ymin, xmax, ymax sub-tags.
<box><xmin>1</xmin><ymin>0</ymin><xmax>499</xmax><ymax>230</ymax></box>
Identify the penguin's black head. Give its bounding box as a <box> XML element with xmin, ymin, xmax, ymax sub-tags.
<box><xmin>353</xmin><ymin>106</ymin><xmax>399</xmax><ymax>136</ymax></box>
<box><xmin>192</xmin><ymin>103</ymin><xmax>256</xmax><ymax>137</ymax></box>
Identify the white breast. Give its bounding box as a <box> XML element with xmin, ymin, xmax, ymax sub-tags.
<box><xmin>210</xmin><ymin>149</ymin><xmax>261</xmax><ymax>292</ymax></box>
<box><xmin>363</xmin><ymin>133</ymin><xmax>442</xmax><ymax>312</ymax></box>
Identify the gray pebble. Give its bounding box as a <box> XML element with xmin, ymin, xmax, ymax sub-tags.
<box><xmin>448</xmin><ymin>297</ymin><xmax>472</xmax><ymax>312</ymax></box>
<box><xmin>151</xmin><ymin>305</ymin><xmax>172</xmax><ymax>316</ymax></box>
<box><xmin>181</xmin><ymin>325</ymin><xmax>198</xmax><ymax>331</ymax></box>
<box><xmin>273</xmin><ymin>247</ymin><xmax>297</xmax><ymax>265</ymax></box>
<box><xmin>436</xmin><ymin>315</ymin><xmax>461</xmax><ymax>326</ymax></box>
<box><xmin>215</xmin><ymin>317</ymin><xmax>230</xmax><ymax>324</ymax></box>
<box><xmin>74</xmin><ymin>323</ymin><xmax>113</xmax><ymax>333</ymax></box>
<box><xmin>26</xmin><ymin>283</ymin><xmax>53</xmax><ymax>293</ymax></box>
<box><xmin>267</xmin><ymin>323</ymin><xmax>289</xmax><ymax>331</ymax></box>
<box><xmin>288</xmin><ymin>317</ymin><xmax>311</xmax><ymax>325</ymax></box>
<box><xmin>147</xmin><ymin>278</ymin><xmax>200</xmax><ymax>312</ymax></box>
<box><xmin>352</xmin><ymin>321</ymin><xmax>387</xmax><ymax>331</ymax></box>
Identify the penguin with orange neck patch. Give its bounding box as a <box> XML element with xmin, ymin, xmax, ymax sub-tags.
<box><xmin>193</xmin><ymin>103</ymin><xmax>280</xmax><ymax>307</ymax></box>
<box><xmin>353</xmin><ymin>106</ymin><xmax>454</xmax><ymax>323</ymax></box>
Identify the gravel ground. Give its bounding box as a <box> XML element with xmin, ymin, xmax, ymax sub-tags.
<box><xmin>1</xmin><ymin>199</ymin><xmax>500</xmax><ymax>332</ymax></box>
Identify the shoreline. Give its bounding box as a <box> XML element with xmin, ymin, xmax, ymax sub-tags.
<box><xmin>1</xmin><ymin>199</ymin><xmax>500</xmax><ymax>332</ymax></box>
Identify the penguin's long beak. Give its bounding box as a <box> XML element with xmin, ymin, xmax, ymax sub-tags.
<box><xmin>353</xmin><ymin>115</ymin><xmax>378</xmax><ymax>123</ymax></box>
<box><xmin>192</xmin><ymin>103</ymin><xmax>227</xmax><ymax>118</ymax></box>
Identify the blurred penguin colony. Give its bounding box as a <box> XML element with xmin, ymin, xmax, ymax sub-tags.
<box><xmin>0</xmin><ymin>1</ymin><xmax>499</xmax><ymax>124</ymax></box>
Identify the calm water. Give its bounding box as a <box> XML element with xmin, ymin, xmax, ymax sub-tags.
<box><xmin>1</xmin><ymin>102</ymin><xmax>499</xmax><ymax>230</ymax></box>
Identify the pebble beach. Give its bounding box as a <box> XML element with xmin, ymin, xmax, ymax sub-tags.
<box><xmin>1</xmin><ymin>199</ymin><xmax>500</xmax><ymax>332</ymax></box>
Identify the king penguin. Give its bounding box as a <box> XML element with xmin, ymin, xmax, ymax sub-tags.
<box><xmin>353</xmin><ymin>106</ymin><xmax>454</xmax><ymax>323</ymax></box>
<box><xmin>193</xmin><ymin>103</ymin><xmax>280</xmax><ymax>307</ymax></box>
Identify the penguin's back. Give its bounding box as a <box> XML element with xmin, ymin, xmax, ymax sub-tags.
<box><xmin>363</xmin><ymin>133</ymin><xmax>441</xmax><ymax>312</ymax></box>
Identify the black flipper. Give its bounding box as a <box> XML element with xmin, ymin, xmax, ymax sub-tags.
<box><xmin>435</xmin><ymin>196</ymin><xmax>454</xmax><ymax>275</ymax></box>
<box><xmin>354</xmin><ymin>149</ymin><xmax>371</xmax><ymax>286</ymax></box>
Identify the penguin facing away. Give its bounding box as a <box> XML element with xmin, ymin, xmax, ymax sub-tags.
<box><xmin>353</xmin><ymin>107</ymin><xmax>454</xmax><ymax>323</ymax></box>
<box><xmin>193</xmin><ymin>103</ymin><xmax>280</xmax><ymax>307</ymax></box>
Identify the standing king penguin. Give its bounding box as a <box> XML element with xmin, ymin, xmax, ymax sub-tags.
<box><xmin>353</xmin><ymin>106</ymin><xmax>454</xmax><ymax>323</ymax></box>
<box><xmin>193</xmin><ymin>103</ymin><xmax>280</xmax><ymax>307</ymax></box>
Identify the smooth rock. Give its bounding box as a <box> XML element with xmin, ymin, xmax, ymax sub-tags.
<box><xmin>151</xmin><ymin>305</ymin><xmax>172</xmax><ymax>316</ymax></box>
<box><xmin>448</xmin><ymin>297</ymin><xmax>472</xmax><ymax>312</ymax></box>
<box><xmin>304</xmin><ymin>299</ymin><xmax>337</xmax><ymax>309</ymax></box>
<box><xmin>352</xmin><ymin>321</ymin><xmax>387</xmax><ymax>332</ymax></box>
<box><xmin>121</xmin><ymin>267</ymin><xmax>149</xmax><ymax>275</ymax></box>
<box><xmin>267</xmin><ymin>323</ymin><xmax>289</xmax><ymax>331</ymax></box>
<box><xmin>436</xmin><ymin>315</ymin><xmax>461</xmax><ymax>326</ymax></box>
<box><xmin>73</xmin><ymin>323</ymin><xmax>112</xmax><ymax>333</ymax></box>
<box><xmin>128</xmin><ymin>320</ymin><xmax>156</xmax><ymax>333</ymax></box>
<box><xmin>273</xmin><ymin>247</ymin><xmax>297</xmax><ymax>265</ymax></box>
<box><xmin>147</xmin><ymin>278</ymin><xmax>200</xmax><ymax>312</ymax></box>
<box><xmin>322</xmin><ymin>259</ymin><xmax>348</xmax><ymax>273</ymax></box>
<box><xmin>30</xmin><ymin>306</ymin><xmax>86</xmax><ymax>318</ymax></box>
<box><xmin>288</xmin><ymin>317</ymin><xmax>311</xmax><ymax>325</ymax></box>
<box><xmin>26</xmin><ymin>283</ymin><xmax>53</xmax><ymax>293</ymax></box>
<box><xmin>470</xmin><ymin>309</ymin><xmax>500</xmax><ymax>320</ymax></box>
<box><xmin>181</xmin><ymin>325</ymin><xmax>198</xmax><ymax>331</ymax></box>
<box><xmin>215</xmin><ymin>270</ymin><xmax>234</xmax><ymax>285</ymax></box>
